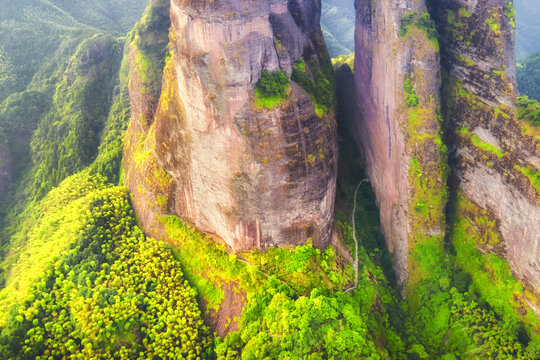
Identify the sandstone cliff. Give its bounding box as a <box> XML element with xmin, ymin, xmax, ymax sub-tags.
<box><xmin>430</xmin><ymin>0</ymin><xmax>540</xmax><ymax>311</ymax></box>
<box><xmin>124</xmin><ymin>0</ymin><xmax>338</xmax><ymax>251</ymax></box>
<box><xmin>354</xmin><ymin>0</ymin><xmax>447</xmax><ymax>285</ymax></box>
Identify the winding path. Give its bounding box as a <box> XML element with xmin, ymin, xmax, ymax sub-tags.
<box><xmin>345</xmin><ymin>179</ymin><xmax>368</xmax><ymax>294</ymax></box>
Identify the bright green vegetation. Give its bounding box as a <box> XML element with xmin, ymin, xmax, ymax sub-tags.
<box><xmin>404</xmin><ymin>75</ymin><xmax>420</xmax><ymax>107</ymax></box>
<box><xmin>401</xmin><ymin>12</ymin><xmax>437</xmax><ymax>39</ymax></box>
<box><xmin>0</xmin><ymin>173</ymin><xmax>108</xmax><ymax>319</ymax></box>
<box><xmin>517</xmin><ymin>96</ymin><xmax>540</xmax><ymax>126</ymax></box>
<box><xmin>0</xmin><ymin>1</ymin><xmax>539</xmax><ymax>358</ymax></box>
<box><xmin>470</xmin><ymin>134</ymin><xmax>505</xmax><ymax>158</ymax></box>
<box><xmin>130</xmin><ymin>0</ymin><xmax>170</xmax><ymax>101</ymax></box>
<box><xmin>400</xmin><ymin>12</ymin><xmax>416</xmax><ymax>37</ymax></box>
<box><xmin>162</xmin><ymin>214</ymin><xmax>354</xmax><ymax>311</ymax></box>
<box><xmin>504</xmin><ymin>2</ymin><xmax>516</xmax><ymax>28</ymax></box>
<box><xmin>485</xmin><ymin>15</ymin><xmax>502</xmax><ymax>35</ymax></box>
<box><xmin>0</xmin><ymin>176</ymin><xmax>213</xmax><ymax>359</ymax></box>
<box><xmin>216</xmin><ymin>281</ymin><xmax>381</xmax><ymax>359</ymax></box>
<box><xmin>331</xmin><ymin>53</ymin><xmax>354</xmax><ymax>71</ymax></box>
<box><xmin>417</xmin><ymin>12</ymin><xmax>438</xmax><ymax>40</ymax></box>
<box><xmin>459</xmin><ymin>126</ymin><xmax>505</xmax><ymax>158</ymax></box>
<box><xmin>459</xmin><ymin>54</ymin><xmax>476</xmax><ymax>67</ymax></box>
<box><xmin>458</xmin><ymin>8</ymin><xmax>472</xmax><ymax>18</ymax></box>
<box><xmin>30</xmin><ymin>34</ymin><xmax>123</xmax><ymax>198</ymax></box>
<box><xmin>515</xmin><ymin>165</ymin><xmax>540</xmax><ymax>194</ymax></box>
<box><xmin>214</xmin><ymin>217</ymin><xmax>407</xmax><ymax>359</ymax></box>
<box><xmin>448</xmin><ymin>195</ymin><xmax>540</xmax><ymax>357</ymax></box>
<box><xmin>159</xmin><ymin>203</ymin><xmax>407</xmax><ymax>358</ymax></box>
<box><xmin>254</xmin><ymin>70</ymin><xmax>290</xmax><ymax>109</ymax></box>
<box><xmin>291</xmin><ymin>54</ymin><xmax>335</xmax><ymax>113</ymax></box>
<box><xmin>0</xmin><ymin>0</ymin><xmax>146</xmax><ymax>103</ymax></box>
<box><xmin>518</xmin><ymin>52</ymin><xmax>540</xmax><ymax>103</ymax></box>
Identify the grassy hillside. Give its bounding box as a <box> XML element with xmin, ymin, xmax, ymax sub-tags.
<box><xmin>0</xmin><ymin>0</ymin><xmax>146</xmax><ymax>102</ymax></box>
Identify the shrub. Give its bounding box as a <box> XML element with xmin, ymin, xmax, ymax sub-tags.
<box><xmin>256</xmin><ymin>70</ymin><xmax>290</xmax><ymax>99</ymax></box>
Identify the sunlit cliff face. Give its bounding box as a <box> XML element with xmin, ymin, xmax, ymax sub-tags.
<box><xmin>125</xmin><ymin>0</ymin><xmax>338</xmax><ymax>251</ymax></box>
<box><xmin>354</xmin><ymin>0</ymin><xmax>446</xmax><ymax>285</ymax></box>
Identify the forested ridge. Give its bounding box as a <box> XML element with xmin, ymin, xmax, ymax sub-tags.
<box><xmin>0</xmin><ymin>0</ymin><xmax>539</xmax><ymax>359</ymax></box>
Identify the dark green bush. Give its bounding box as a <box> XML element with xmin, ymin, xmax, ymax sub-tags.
<box><xmin>517</xmin><ymin>95</ymin><xmax>540</xmax><ymax>126</ymax></box>
<box><xmin>256</xmin><ymin>70</ymin><xmax>290</xmax><ymax>99</ymax></box>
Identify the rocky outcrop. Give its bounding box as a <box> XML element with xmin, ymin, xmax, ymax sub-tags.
<box><xmin>0</xmin><ymin>143</ymin><xmax>13</xmax><ymax>199</ymax></box>
<box><xmin>124</xmin><ymin>0</ymin><xmax>338</xmax><ymax>251</ymax></box>
<box><xmin>354</xmin><ymin>0</ymin><xmax>447</xmax><ymax>285</ymax></box>
<box><xmin>430</xmin><ymin>0</ymin><xmax>540</xmax><ymax>309</ymax></box>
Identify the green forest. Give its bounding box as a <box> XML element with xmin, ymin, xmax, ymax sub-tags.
<box><xmin>0</xmin><ymin>0</ymin><xmax>539</xmax><ymax>359</ymax></box>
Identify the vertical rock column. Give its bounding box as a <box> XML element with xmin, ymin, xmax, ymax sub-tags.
<box><xmin>430</xmin><ymin>0</ymin><xmax>540</xmax><ymax>309</ymax></box>
<box><xmin>354</xmin><ymin>0</ymin><xmax>447</xmax><ymax>285</ymax></box>
<box><xmin>124</xmin><ymin>0</ymin><xmax>338</xmax><ymax>251</ymax></box>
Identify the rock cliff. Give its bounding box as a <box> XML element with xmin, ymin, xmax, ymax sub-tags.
<box><xmin>430</xmin><ymin>0</ymin><xmax>540</xmax><ymax>311</ymax></box>
<box><xmin>124</xmin><ymin>0</ymin><xmax>338</xmax><ymax>251</ymax></box>
<box><xmin>354</xmin><ymin>0</ymin><xmax>447</xmax><ymax>285</ymax></box>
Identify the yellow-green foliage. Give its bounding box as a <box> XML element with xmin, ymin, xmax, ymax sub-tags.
<box><xmin>459</xmin><ymin>126</ymin><xmax>505</xmax><ymax>158</ymax></box>
<box><xmin>162</xmin><ymin>216</ymin><xmax>262</xmax><ymax>311</ymax></box>
<box><xmin>291</xmin><ymin>55</ymin><xmax>335</xmax><ymax>113</ymax></box>
<box><xmin>485</xmin><ymin>13</ymin><xmax>502</xmax><ymax>35</ymax></box>
<box><xmin>331</xmin><ymin>53</ymin><xmax>354</xmax><ymax>71</ymax></box>
<box><xmin>400</xmin><ymin>11</ymin><xmax>439</xmax><ymax>51</ymax></box>
<box><xmin>515</xmin><ymin>165</ymin><xmax>540</xmax><ymax>194</ymax></box>
<box><xmin>470</xmin><ymin>134</ymin><xmax>504</xmax><ymax>158</ymax></box>
<box><xmin>0</xmin><ymin>179</ymin><xmax>213</xmax><ymax>359</ymax></box>
<box><xmin>253</xmin><ymin>88</ymin><xmax>288</xmax><ymax>110</ymax></box>
<box><xmin>450</xmin><ymin>194</ymin><xmax>540</xmax><ymax>341</ymax></box>
<box><xmin>216</xmin><ymin>217</ymin><xmax>406</xmax><ymax>359</ymax></box>
<box><xmin>129</xmin><ymin>0</ymin><xmax>169</xmax><ymax>98</ymax></box>
<box><xmin>162</xmin><ymin>215</ymin><xmax>354</xmax><ymax>312</ymax></box>
<box><xmin>0</xmin><ymin>172</ymin><xmax>108</xmax><ymax>325</ymax></box>
<box><xmin>242</xmin><ymin>241</ymin><xmax>354</xmax><ymax>293</ymax></box>
<box><xmin>30</xmin><ymin>34</ymin><xmax>123</xmax><ymax>198</ymax></box>
<box><xmin>458</xmin><ymin>8</ymin><xmax>471</xmax><ymax>18</ymax></box>
<box><xmin>404</xmin><ymin>75</ymin><xmax>420</xmax><ymax>107</ymax></box>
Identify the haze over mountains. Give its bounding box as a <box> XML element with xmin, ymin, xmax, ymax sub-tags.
<box><xmin>321</xmin><ymin>0</ymin><xmax>540</xmax><ymax>59</ymax></box>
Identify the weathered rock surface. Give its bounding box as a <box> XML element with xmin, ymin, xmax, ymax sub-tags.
<box><xmin>354</xmin><ymin>0</ymin><xmax>446</xmax><ymax>285</ymax></box>
<box><xmin>124</xmin><ymin>0</ymin><xmax>338</xmax><ymax>251</ymax></box>
<box><xmin>430</xmin><ymin>0</ymin><xmax>540</xmax><ymax>309</ymax></box>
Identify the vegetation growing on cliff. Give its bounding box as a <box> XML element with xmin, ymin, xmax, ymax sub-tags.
<box><xmin>291</xmin><ymin>56</ymin><xmax>335</xmax><ymax>115</ymax></box>
<box><xmin>254</xmin><ymin>70</ymin><xmax>290</xmax><ymax>109</ymax></box>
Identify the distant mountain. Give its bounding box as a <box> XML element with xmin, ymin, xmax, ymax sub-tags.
<box><xmin>0</xmin><ymin>0</ymin><xmax>147</xmax><ymax>101</ymax></box>
<box><xmin>515</xmin><ymin>0</ymin><xmax>540</xmax><ymax>59</ymax></box>
<box><xmin>321</xmin><ymin>0</ymin><xmax>540</xmax><ymax>60</ymax></box>
<box><xmin>321</xmin><ymin>0</ymin><xmax>355</xmax><ymax>58</ymax></box>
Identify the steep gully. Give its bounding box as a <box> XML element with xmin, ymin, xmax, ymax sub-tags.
<box><xmin>345</xmin><ymin>178</ymin><xmax>368</xmax><ymax>294</ymax></box>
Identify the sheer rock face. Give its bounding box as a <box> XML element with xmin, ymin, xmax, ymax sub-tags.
<box><xmin>0</xmin><ymin>144</ymin><xmax>13</xmax><ymax>199</ymax></box>
<box><xmin>125</xmin><ymin>0</ymin><xmax>338</xmax><ymax>251</ymax></box>
<box><xmin>431</xmin><ymin>0</ymin><xmax>540</xmax><ymax>308</ymax></box>
<box><xmin>354</xmin><ymin>0</ymin><xmax>446</xmax><ymax>285</ymax></box>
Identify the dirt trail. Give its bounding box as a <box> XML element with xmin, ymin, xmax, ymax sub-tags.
<box><xmin>345</xmin><ymin>179</ymin><xmax>368</xmax><ymax>294</ymax></box>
